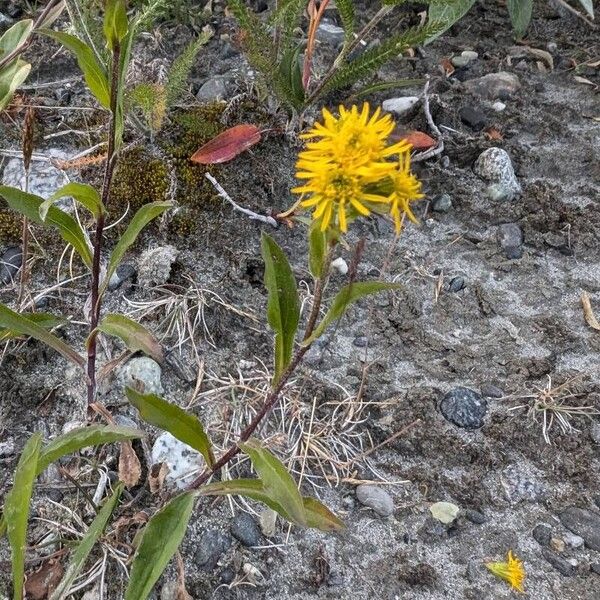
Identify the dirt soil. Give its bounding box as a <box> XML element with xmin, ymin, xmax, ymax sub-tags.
<box><xmin>1</xmin><ymin>1</ymin><xmax>600</xmax><ymax>599</ymax></box>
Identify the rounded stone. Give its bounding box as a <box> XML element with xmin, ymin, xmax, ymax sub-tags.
<box><xmin>0</xmin><ymin>245</ymin><xmax>22</xmax><ymax>284</ymax></box>
<box><xmin>151</xmin><ymin>431</ymin><xmax>206</xmax><ymax>490</ymax></box>
<box><xmin>439</xmin><ymin>387</ymin><xmax>487</xmax><ymax>429</ymax></box>
<box><xmin>118</xmin><ymin>356</ymin><xmax>163</xmax><ymax>395</ymax></box>
<box><xmin>231</xmin><ymin>512</ymin><xmax>263</xmax><ymax>547</ymax></box>
<box><xmin>355</xmin><ymin>484</ymin><xmax>394</xmax><ymax>517</ymax></box>
<box><xmin>432</xmin><ymin>193</ymin><xmax>453</xmax><ymax>212</ymax></box>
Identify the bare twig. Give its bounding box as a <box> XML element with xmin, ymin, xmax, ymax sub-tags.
<box><xmin>205</xmin><ymin>173</ymin><xmax>278</xmax><ymax>227</ymax></box>
<box><xmin>413</xmin><ymin>78</ymin><xmax>444</xmax><ymax>162</ymax></box>
<box><xmin>554</xmin><ymin>0</ymin><xmax>598</xmax><ymax>29</ymax></box>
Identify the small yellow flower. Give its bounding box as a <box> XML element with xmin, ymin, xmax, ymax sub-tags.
<box><xmin>486</xmin><ymin>550</ymin><xmax>526</xmax><ymax>593</ymax></box>
<box><xmin>293</xmin><ymin>103</ymin><xmax>424</xmax><ymax>234</ymax></box>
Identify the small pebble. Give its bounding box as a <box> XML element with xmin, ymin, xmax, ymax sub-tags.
<box><xmin>219</xmin><ymin>567</ymin><xmax>236</xmax><ymax>584</ymax></box>
<box><xmin>151</xmin><ymin>432</ymin><xmax>206</xmax><ymax>490</ymax></box>
<box><xmin>533</xmin><ymin>523</ymin><xmax>553</xmax><ymax>546</ymax></box>
<box><xmin>464</xmin><ymin>72</ymin><xmax>521</xmax><ymax>100</ymax></box>
<box><xmin>118</xmin><ymin>356</ymin><xmax>163</xmax><ymax>395</ymax></box>
<box><xmin>331</xmin><ymin>257</ymin><xmax>348</xmax><ymax>275</ymax></box>
<box><xmin>196</xmin><ymin>77</ymin><xmax>228</xmax><ymax>102</ymax></box>
<box><xmin>382</xmin><ymin>96</ymin><xmax>419</xmax><ymax>116</ymax></box>
<box><xmin>0</xmin><ymin>245</ymin><xmax>22</xmax><ymax>284</ymax></box>
<box><xmin>465</xmin><ymin>509</ymin><xmax>486</xmax><ymax>524</ymax></box>
<box><xmin>108</xmin><ymin>263</ymin><xmax>136</xmax><ymax>291</ymax></box>
<box><xmin>591</xmin><ymin>563</ymin><xmax>600</xmax><ymax>576</ymax></box>
<box><xmin>492</xmin><ymin>101</ymin><xmax>506</xmax><ymax>112</ymax></box>
<box><xmin>353</xmin><ymin>336</ymin><xmax>368</xmax><ymax>347</ymax></box>
<box><xmin>356</xmin><ymin>484</ymin><xmax>394</xmax><ymax>517</ymax></box>
<box><xmin>316</xmin><ymin>20</ymin><xmax>345</xmax><ymax>45</ymax></box>
<box><xmin>547</xmin><ymin>42</ymin><xmax>558</xmax><ymax>53</ymax></box>
<box><xmin>498</xmin><ymin>223</ymin><xmax>524</xmax><ymax>259</ymax></box>
<box><xmin>542</xmin><ymin>548</ymin><xmax>575</xmax><ymax>576</ymax></box>
<box><xmin>474</xmin><ymin>147</ymin><xmax>521</xmax><ymax>201</ymax></box>
<box><xmin>231</xmin><ymin>512</ymin><xmax>263</xmax><ymax>547</ymax></box>
<box><xmin>432</xmin><ymin>193</ymin><xmax>453</xmax><ymax>212</ymax></box>
<box><xmin>481</xmin><ymin>383</ymin><xmax>504</xmax><ymax>398</ymax></box>
<box><xmin>560</xmin><ymin>506</ymin><xmax>600</xmax><ymax>551</ymax></box>
<box><xmin>448</xmin><ymin>276</ymin><xmax>466</xmax><ymax>292</ymax></box>
<box><xmin>194</xmin><ymin>529</ymin><xmax>232</xmax><ymax>571</ymax></box>
<box><xmin>564</xmin><ymin>532</ymin><xmax>585</xmax><ymax>549</ymax></box>
<box><xmin>550</xmin><ymin>537</ymin><xmax>566</xmax><ymax>552</ymax></box>
<box><xmin>459</xmin><ymin>106</ymin><xmax>488</xmax><ymax>131</ymax></box>
<box><xmin>439</xmin><ymin>387</ymin><xmax>487</xmax><ymax>429</ymax></box>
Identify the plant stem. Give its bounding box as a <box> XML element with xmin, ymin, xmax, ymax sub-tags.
<box><xmin>86</xmin><ymin>44</ymin><xmax>121</xmax><ymax>405</ymax></box>
<box><xmin>187</xmin><ymin>245</ymin><xmax>334</xmax><ymax>490</ymax></box>
<box><xmin>304</xmin><ymin>5</ymin><xmax>393</xmax><ymax>106</ymax></box>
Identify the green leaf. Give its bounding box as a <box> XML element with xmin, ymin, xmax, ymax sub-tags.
<box><xmin>5</xmin><ymin>433</ymin><xmax>42</xmax><ymax>600</ymax></box>
<box><xmin>0</xmin><ymin>19</ymin><xmax>33</xmax><ymax>60</ymax></box>
<box><xmin>125</xmin><ymin>492</ymin><xmax>195</xmax><ymax>600</ymax></box>
<box><xmin>49</xmin><ymin>484</ymin><xmax>123</xmax><ymax>600</ymax></box>
<box><xmin>93</xmin><ymin>314</ymin><xmax>163</xmax><ymax>364</ymax></box>
<box><xmin>199</xmin><ymin>479</ymin><xmax>345</xmax><ymax>532</ymax></box>
<box><xmin>104</xmin><ymin>201</ymin><xmax>172</xmax><ymax>292</ymax></box>
<box><xmin>103</xmin><ymin>0</ymin><xmax>129</xmax><ymax>51</ymax></box>
<box><xmin>577</xmin><ymin>0</ymin><xmax>594</xmax><ymax>18</ymax></box>
<box><xmin>0</xmin><ymin>59</ymin><xmax>31</xmax><ymax>111</ymax></box>
<box><xmin>308</xmin><ymin>222</ymin><xmax>326</xmax><ymax>279</ymax></box>
<box><xmin>0</xmin><ymin>304</ymin><xmax>85</xmax><ymax>369</ymax></box>
<box><xmin>126</xmin><ymin>388</ymin><xmax>214</xmax><ymax>467</ymax></box>
<box><xmin>304</xmin><ymin>282</ymin><xmax>401</xmax><ymax>345</ymax></box>
<box><xmin>261</xmin><ymin>233</ymin><xmax>300</xmax><ymax>384</ymax></box>
<box><xmin>0</xmin><ymin>186</ymin><xmax>93</xmax><ymax>268</ymax></box>
<box><xmin>239</xmin><ymin>439</ymin><xmax>306</xmax><ymax>526</ymax></box>
<box><xmin>336</xmin><ymin>0</ymin><xmax>355</xmax><ymax>41</ymax></box>
<box><xmin>42</xmin><ymin>30</ymin><xmax>110</xmax><ymax>108</ymax></box>
<box><xmin>425</xmin><ymin>0</ymin><xmax>477</xmax><ymax>44</ymax></box>
<box><xmin>40</xmin><ymin>182</ymin><xmax>104</xmax><ymax>221</ymax></box>
<box><xmin>276</xmin><ymin>43</ymin><xmax>305</xmax><ymax>108</ymax></box>
<box><xmin>0</xmin><ymin>313</ymin><xmax>65</xmax><ymax>342</ymax></box>
<box><xmin>507</xmin><ymin>0</ymin><xmax>533</xmax><ymax>38</ymax></box>
<box><xmin>37</xmin><ymin>425</ymin><xmax>144</xmax><ymax>476</ymax></box>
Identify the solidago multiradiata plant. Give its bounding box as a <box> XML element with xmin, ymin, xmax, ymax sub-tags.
<box><xmin>0</xmin><ymin>3</ymin><xmax>423</xmax><ymax>599</ymax></box>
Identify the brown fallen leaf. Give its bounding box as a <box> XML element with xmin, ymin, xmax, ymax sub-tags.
<box><xmin>484</xmin><ymin>126</ymin><xmax>503</xmax><ymax>141</ymax></box>
<box><xmin>440</xmin><ymin>57</ymin><xmax>455</xmax><ymax>77</ymax></box>
<box><xmin>402</xmin><ymin>130</ymin><xmax>437</xmax><ymax>150</ymax></box>
<box><xmin>119</xmin><ymin>440</ymin><xmax>142</xmax><ymax>488</ymax></box>
<box><xmin>149</xmin><ymin>461</ymin><xmax>169</xmax><ymax>494</ymax></box>
<box><xmin>581</xmin><ymin>291</ymin><xmax>600</xmax><ymax>331</ymax></box>
<box><xmin>25</xmin><ymin>559</ymin><xmax>64</xmax><ymax>600</ymax></box>
<box><xmin>190</xmin><ymin>124</ymin><xmax>262</xmax><ymax>164</ymax></box>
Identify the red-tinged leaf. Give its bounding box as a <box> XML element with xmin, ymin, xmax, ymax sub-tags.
<box><xmin>190</xmin><ymin>124</ymin><xmax>261</xmax><ymax>164</ymax></box>
<box><xmin>402</xmin><ymin>130</ymin><xmax>437</xmax><ymax>151</ymax></box>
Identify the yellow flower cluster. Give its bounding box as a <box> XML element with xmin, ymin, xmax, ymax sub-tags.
<box><xmin>486</xmin><ymin>550</ymin><xmax>526</xmax><ymax>593</ymax></box>
<box><xmin>293</xmin><ymin>103</ymin><xmax>424</xmax><ymax>234</ymax></box>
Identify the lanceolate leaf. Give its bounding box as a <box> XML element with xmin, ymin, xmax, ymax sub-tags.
<box><xmin>40</xmin><ymin>182</ymin><xmax>104</xmax><ymax>221</ymax></box>
<box><xmin>5</xmin><ymin>433</ymin><xmax>42</xmax><ymax>600</ymax></box>
<box><xmin>304</xmin><ymin>282</ymin><xmax>401</xmax><ymax>345</ymax></box>
<box><xmin>0</xmin><ymin>59</ymin><xmax>31</xmax><ymax>111</ymax></box>
<box><xmin>49</xmin><ymin>484</ymin><xmax>123</xmax><ymax>600</ymax></box>
<box><xmin>190</xmin><ymin>124</ymin><xmax>262</xmax><ymax>164</ymax></box>
<box><xmin>103</xmin><ymin>0</ymin><xmax>128</xmax><ymax>51</ymax></box>
<box><xmin>239</xmin><ymin>439</ymin><xmax>306</xmax><ymax>526</ymax></box>
<box><xmin>41</xmin><ymin>30</ymin><xmax>110</xmax><ymax>108</ymax></box>
<box><xmin>302</xmin><ymin>497</ymin><xmax>345</xmax><ymax>531</ymax></box>
<box><xmin>104</xmin><ymin>201</ymin><xmax>172</xmax><ymax>292</ymax></box>
<box><xmin>0</xmin><ymin>304</ymin><xmax>85</xmax><ymax>369</ymax></box>
<box><xmin>0</xmin><ymin>313</ymin><xmax>65</xmax><ymax>342</ymax></box>
<box><xmin>37</xmin><ymin>425</ymin><xmax>144</xmax><ymax>476</ymax></box>
<box><xmin>507</xmin><ymin>0</ymin><xmax>533</xmax><ymax>39</ymax></box>
<box><xmin>0</xmin><ymin>186</ymin><xmax>93</xmax><ymax>268</ymax></box>
<box><xmin>308</xmin><ymin>222</ymin><xmax>326</xmax><ymax>279</ymax></box>
<box><xmin>425</xmin><ymin>0</ymin><xmax>477</xmax><ymax>43</ymax></box>
<box><xmin>260</xmin><ymin>233</ymin><xmax>300</xmax><ymax>384</ymax></box>
<box><xmin>126</xmin><ymin>388</ymin><xmax>214</xmax><ymax>467</ymax></box>
<box><xmin>125</xmin><ymin>492</ymin><xmax>195</xmax><ymax>600</ymax></box>
<box><xmin>94</xmin><ymin>314</ymin><xmax>163</xmax><ymax>364</ymax></box>
<box><xmin>0</xmin><ymin>19</ymin><xmax>33</xmax><ymax>60</ymax></box>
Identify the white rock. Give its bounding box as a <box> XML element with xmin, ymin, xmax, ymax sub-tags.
<box><xmin>382</xmin><ymin>96</ymin><xmax>419</xmax><ymax>116</ymax></box>
<box><xmin>430</xmin><ymin>501</ymin><xmax>460</xmax><ymax>524</ymax></box>
<box><xmin>492</xmin><ymin>101</ymin><xmax>506</xmax><ymax>112</ymax></box>
<box><xmin>564</xmin><ymin>531</ymin><xmax>585</xmax><ymax>548</ymax></box>
<box><xmin>331</xmin><ymin>257</ymin><xmax>348</xmax><ymax>275</ymax></box>
<box><xmin>138</xmin><ymin>245</ymin><xmax>179</xmax><ymax>287</ymax></box>
<box><xmin>151</xmin><ymin>431</ymin><xmax>206</xmax><ymax>490</ymax></box>
<box><xmin>118</xmin><ymin>356</ymin><xmax>163</xmax><ymax>395</ymax></box>
<box><xmin>316</xmin><ymin>21</ymin><xmax>345</xmax><ymax>44</ymax></box>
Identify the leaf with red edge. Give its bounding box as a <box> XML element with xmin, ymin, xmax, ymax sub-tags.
<box><xmin>402</xmin><ymin>130</ymin><xmax>437</xmax><ymax>151</ymax></box>
<box><xmin>190</xmin><ymin>124</ymin><xmax>262</xmax><ymax>164</ymax></box>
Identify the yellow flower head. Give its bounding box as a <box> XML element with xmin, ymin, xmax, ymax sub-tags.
<box><xmin>486</xmin><ymin>550</ymin><xmax>525</xmax><ymax>593</ymax></box>
<box><xmin>293</xmin><ymin>103</ymin><xmax>424</xmax><ymax>234</ymax></box>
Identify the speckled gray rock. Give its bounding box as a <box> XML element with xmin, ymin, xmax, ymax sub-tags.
<box><xmin>542</xmin><ymin>548</ymin><xmax>575</xmax><ymax>576</ymax></box>
<box><xmin>138</xmin><ymin>245</ymin><xmax>178</xmax><ymax>287</ymax></box>
<box><xmin>356</xmin><ymin>484</ymin><xmax>394</xmax><ymax>517</ymax></box>
<box><xmin>560</xmin><ymin>507</ymin><xmax>600</xmax><ymax>551</ymax></box>
<box><xmin>196</xmin><ymin>77</ymin><xmax>228</xmax><ymax>101</ymax></box>
<box><xmin>432</xmin><ymin>193</ymin><xmax>452</xmax><ymax>212</ymax></box>
<box><xmin>502</xmin><ymin>463</ymin><xmax>547</xmax><ymax>503</ymax></box>
<box><xmin>2</xmin><ymin>150</ymin><xmax>69</xmax><ymax>201</ymax></box>
<box><xmin>464</xmin><ymin>71</ymin><xmax>521</xmax><ymax>100</ymax></box>
<box><xmin>151</xmin><ymin>431</ymin><xmax>206</xmax><ymax>490</ymax></box>
<box><xmin>118</xmin><ymin>356</ymin><xmax>163</xmax><ymax>395</ymax></box>
<box><xmin>0</xmin><ymin>245</ymin><xmax>22</xmax><ymax>284</ymax></box>
<box><xmin>316</xmin><ymin>20</ymin><xmax>345</xmax><ymax>44</ymax></box>
<box><xmin>498</xmin><ymin>223</ymin><xmax>524</xmax><ymax>259</ymax></box>
<box><xmin>439</xmin><ymin>387</ymin><xmax>487</xmax><ymax>429</ymax></box>
<box><xmin>481</xmin><ymin>383</ymin><xmax>504</xmax><ymax>398</ymax></box>
<box><xmin>195</xmin><ymin>529</ymin><xmax>232</xmax><ymax>570</ymax></box>
<box><xmin>533</xmin><ymin>523</ymin><xmax>553</xmax><ymax>546</ymax></box>
<box><xmin>231</xmin><ymin>512</ymin><xmax>263</xmax><ymax>547</ymax></box>
<box><xmin>382</xmin><ymin>96</ymin><xmax>419</xmax><ymax>116</ymax></box>
<box><xmin>108</xmin><ymin>263</ymin><xmax>136</xmax><ymax>291</ymax></box>
<box><xmin>474</xmin><ymin>147</ymin><xmax>521</xmax><ymax>201</ymax></box>
<box><xmin>564</xmin><ymin>531</ymin><xmax>585</xmax><ymax>548</ymax></box>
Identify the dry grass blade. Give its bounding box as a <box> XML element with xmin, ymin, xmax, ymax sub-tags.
<box><xmin>581</xmin><ymin>291</ymin><xmax>600</xmax><ymax>331</ymax></box>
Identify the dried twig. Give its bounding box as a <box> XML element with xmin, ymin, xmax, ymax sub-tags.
<box><xmin>413</xmin><ymin>78</ymin><xmax>444</xmax><ymax>162</ymax></box>
<box><xmin>205</xmin><ymin>173</ymin><xmax>278</xmax><ymax>227</ymax></box>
